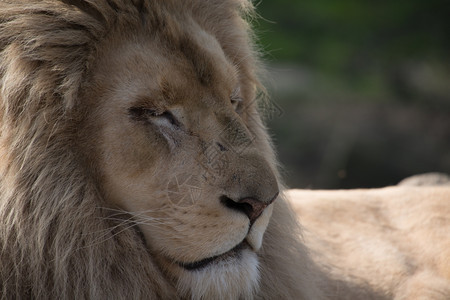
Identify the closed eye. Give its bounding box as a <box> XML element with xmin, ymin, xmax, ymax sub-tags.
<box><xmin>231</xmin><ymin>96</ymin><xmax>242</xmax><ymax>110</ymax></box>
<box><xmin>128</xmin><ymin>107</ymin><xmax>180</xmax><ymax>127</ymax></box>
<box><xmin>231</xmin><ymin>87</ymin><xmax>243</xmax><ymax>111</ymax></box>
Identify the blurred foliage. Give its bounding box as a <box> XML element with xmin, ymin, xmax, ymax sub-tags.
<box><xmin>253</xmin><ymin>0</ymin><xmax>450</xmax><ymax>108</ymax></box>
<box><xmin>254</xmin><ymin>0</ymin><xmax>450</xmax><ymax>70</ymax></box>
<box><xmin>251</xmin><ymin>0</ymin><xmax>450</xmax><ymax>189</ymax></box>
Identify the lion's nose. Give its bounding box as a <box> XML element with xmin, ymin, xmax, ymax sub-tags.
<box><xmin>238</xmin><ymin>195</ymin><xmax>278</xmax><ymax>223</ymax></box>
<box><xmin>220</xmin><ymin>192</ymin><xmax>278</xmax><ymax>224</ymax></box>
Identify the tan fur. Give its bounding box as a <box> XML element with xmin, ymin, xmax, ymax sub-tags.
<box><xmin>1</xmin><ymin>1</ymin><xmax>448</xmax><ymax>299</ymax></box>
<box><xmin>0</xmin><ymin>1</ymin><xmax>322</xmax><ymax>299</ymax></box>
<box><xmin>288</xmin><ymin>186</ymin><xmax>450</xmax><ymax>299</ymax></box>
<box><xmin>398</xmin><ymin>172</ymin><xmax>450</xmax><ymax>186</ymax></box>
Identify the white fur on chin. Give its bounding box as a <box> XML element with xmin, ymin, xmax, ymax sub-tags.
<box><xmin>176</xmin><ymin>249</ymin><xmax>260</xmax><ymax>300</ymax></box>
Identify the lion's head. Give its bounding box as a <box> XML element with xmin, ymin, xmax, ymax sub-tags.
<box><xmin>0</xmin><ymin>1</ymin><xmax>321</xmax><ymax>299</ymax></box>
<box><xmin>82</xmin><ymin>3</ymin><xmax>281</xmax><ymax>296</ymax></box>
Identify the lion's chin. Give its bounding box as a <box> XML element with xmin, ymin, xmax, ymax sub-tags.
<box><xmin>177</xmin><ymin>240</ymin><xmax>250</xmax><ymax>271</ymax></box>
<box><xmin>175</xmin><ymin>247</ymin><xmax>260</xmax><ymax>299</ymax></box>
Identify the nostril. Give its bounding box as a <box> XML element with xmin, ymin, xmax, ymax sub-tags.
<box><xmin>220</xmin><ymin>195</ymin><xmax>252</xmax><ymax>215</ymax></box>
<box><xmin>220</xmin><ymin>195</ymin><xmax>269</xmax><ymax>224</ymax></box>
<box><xmin>238</xmin><ymin>198</ymin><xmax>269</xmax><ymax>223</ymax></box>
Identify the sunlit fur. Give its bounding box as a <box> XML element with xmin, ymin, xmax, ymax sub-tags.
<box><xmin>0</xmin><ymin>0</ymin><xmax>322</xmax><ymax>299</ymax></box>
<box><xmin>288</xmin><ymin>186</ymin><xmax>450</xmax><ymax>299</ymax></box>
<box><xmin>1</xmin><ymin>1</ymin><xmax>448</xmax><ymax>299</ymax></box>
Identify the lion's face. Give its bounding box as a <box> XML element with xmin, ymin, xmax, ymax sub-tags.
<box><xmin>82</xmin><ymin>24</ymin><xmax>279</xmax><ymax>297</ymax></box>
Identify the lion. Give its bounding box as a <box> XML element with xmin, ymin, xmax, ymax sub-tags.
<box><xmin>0</xmin><ymin>0</ymin><xmax>449</xmax><ymax>299</ymax></box>
<box><xmin>288</xmin><ymin>186</ymin><xmax>450</xmax><ymax>299</ymax></box>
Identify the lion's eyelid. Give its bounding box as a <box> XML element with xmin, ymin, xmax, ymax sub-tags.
<box><xmin>230</xmin><ymin>86</ymin><xmax>242</xmax><ymax>102</ymax></box>
<box><xmin>129</xmin><ymin>107</ymin><xmax>180</xmax><ymax>127</ymax></box>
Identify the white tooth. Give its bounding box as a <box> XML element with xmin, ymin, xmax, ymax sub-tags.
<box><xmin>247</xmin><ymin>226</ymin><xmax>264</xmax><ymax>251</ymax></box>
<box><xmin>246</xmin><ymin>204</ymin><xmax>273</xmax><ymax>251</ymax></box>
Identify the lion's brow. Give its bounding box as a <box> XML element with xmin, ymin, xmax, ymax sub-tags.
<box><xmin>178</xmin><ymin>37</ymin><xmax>216</xmax><ymax>86</ymax></box>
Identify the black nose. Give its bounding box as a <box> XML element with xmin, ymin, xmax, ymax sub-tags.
<box><xmin>220</xmin><ymin>192</ymin><xmax>278</xmax><ymax>224</ymax></box>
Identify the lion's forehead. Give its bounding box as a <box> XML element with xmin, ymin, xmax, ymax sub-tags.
<box><xmin>99</xmin><ymin>15</ymin><xmax>239</xmax><ymax>88</ymax></box>
<box><xmin>96</xmin><ymin>37</ymin><xmax>240</xmax><ymax>112</ymax></box>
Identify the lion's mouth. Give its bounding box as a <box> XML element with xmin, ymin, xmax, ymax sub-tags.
<box><xmin>177</xmin><ymin>240</ymin><xmax>250</xmax><ymax>271</ymax></box>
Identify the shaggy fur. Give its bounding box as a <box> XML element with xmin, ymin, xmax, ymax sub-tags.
<box><xmin>1</xmin><ymin>1</ymin><xmax>449</xmax><ymax>299</ymax></box>
<box><xmin>0</xmin><ymin>0</ymin><xmax>322</xmax><ymax>299</ymax></box>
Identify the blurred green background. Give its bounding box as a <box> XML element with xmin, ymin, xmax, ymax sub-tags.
<box><xmin>253</xmin><ymin>0</ymin><xmax>450</xmax><ymax>189</ymax></box>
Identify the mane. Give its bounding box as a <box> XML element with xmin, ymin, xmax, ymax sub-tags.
<box><xmin>0</xmin><ymin>0</ymin><xmax>323</xmax><ymax>298</ymax></box>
